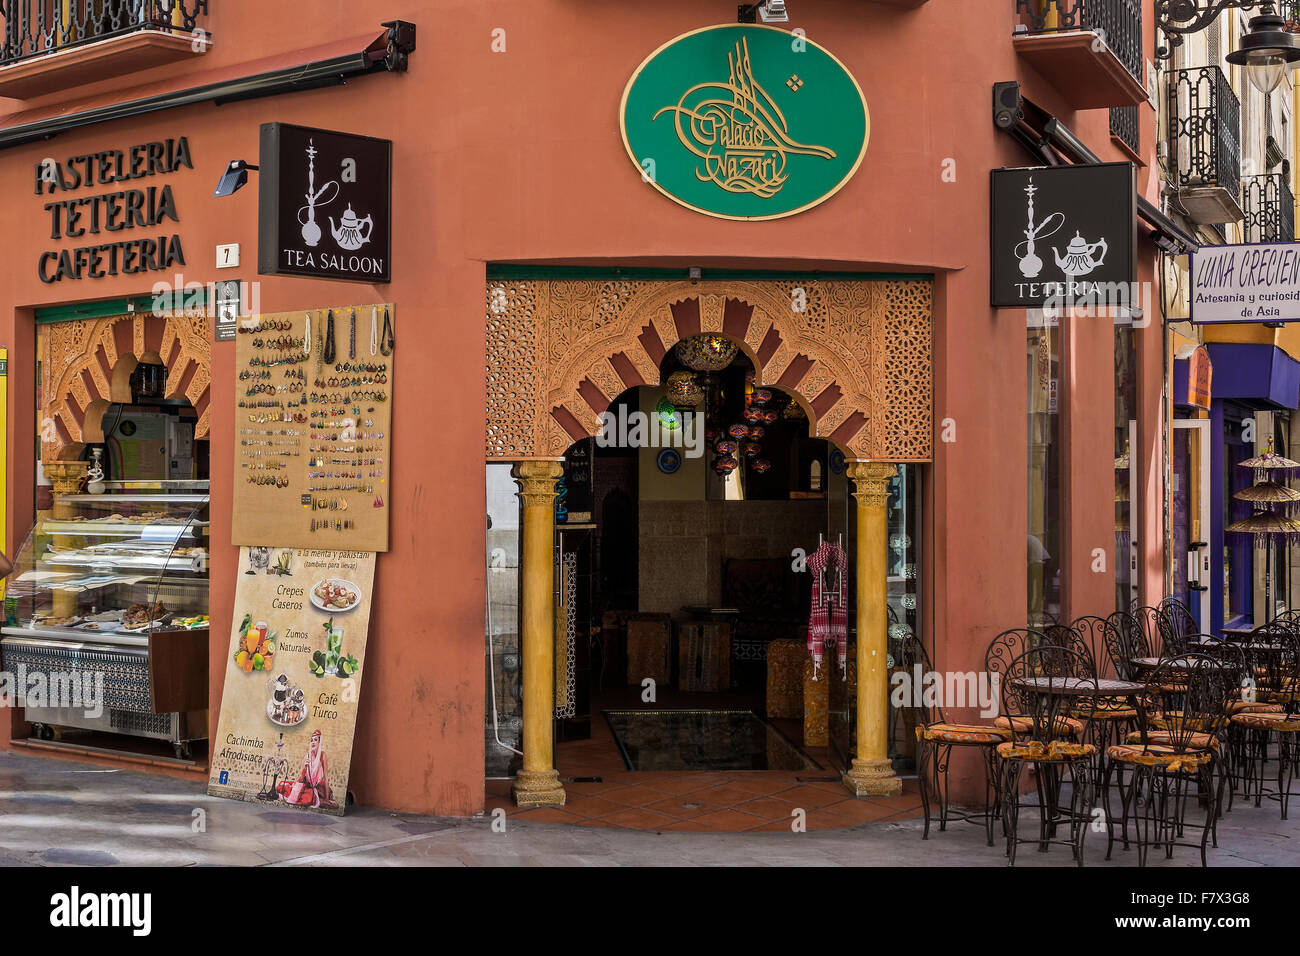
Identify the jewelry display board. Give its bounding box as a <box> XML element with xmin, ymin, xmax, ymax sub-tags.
<box><xmin>231</xmin><ymin>305</ymin><xmax>394</xmax><ymax>552</ymax></box>
<box><xmin>208</xmin><ymin>546</ymin><xmax>376</xmax><ymax>816</ymax></box>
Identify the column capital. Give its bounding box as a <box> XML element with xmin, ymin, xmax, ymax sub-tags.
<box><xmin>846</xmin><ymin>460</ymin><xmax>897</xmax><ymax>507</ymax></box>
<box><xmin>511</xmin><ymin>459</ymin><xmax>564</xmax><ymax>506</ymax></box>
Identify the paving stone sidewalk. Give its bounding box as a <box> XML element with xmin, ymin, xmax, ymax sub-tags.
<box><xmin>0</xmin><ymin>751</ymin><xmax>1294</xmax><ymax>866</ymax></box>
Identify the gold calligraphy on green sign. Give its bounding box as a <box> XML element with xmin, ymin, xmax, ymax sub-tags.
<box><xmin>653</xmin><ymin>37</ymin><xmax>835</xmax><ymax>199</ymax></box>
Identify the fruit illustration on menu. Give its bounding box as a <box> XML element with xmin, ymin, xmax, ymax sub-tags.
<box><xmin>233</xmin><ymin>613</ymin><xmax>277</xmax><ymax>673</ymax></box>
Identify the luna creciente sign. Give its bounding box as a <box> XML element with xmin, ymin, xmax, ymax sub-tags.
<box><xmin>621</xmin><ymin>25</ymin><xmax>869</xmax><ymax>220</ymax></box>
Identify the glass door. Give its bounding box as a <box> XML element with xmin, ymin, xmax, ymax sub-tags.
<box><xmin>1172</xmin><ymin>420</ymin><xmax>1211</xmax><ymax>629</ymax></box>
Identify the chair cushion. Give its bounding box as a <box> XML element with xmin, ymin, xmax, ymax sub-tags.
<box><xmin>1125</xmin><ymin>730</ymin><xmax>1219</xmax><ymax>751</ymax></box>
<box><xmin>1070</xmin><ymin>706</ymin><xmax>1138</xmax><ymax>721</ymax></box>
<box><xmin>916</xmin><ymin>723</ymin><xmax>1010</xmax><ymax>746</ymax></box>
<box><xmin>1229</xmin><ymin>699</ymin><xmax>1285</xmax><ymax>715</ymax></box>
<box><xmin>993</xmin><ymin>715</ymin><xmax>1084</xmax><ymax>738</ymax></box>
<box><xmin>1150</xmin><ymin>712</ymin><xmax>1218</xmax><ymax>733</ymax></box>
<box><xmin>1230</xmin><ymin>711</ymin><xmax>1300</xmax><ymax>732</ymax></box>
<box><xmin>996</xmin><ymin>740</ymin><xmax>1096</xmax><ymax>762</ymax></box>
<box><xmin>1106</xmin><ymin>743</ymin><xmax>1213</xmax><ymax>771</ymax></box>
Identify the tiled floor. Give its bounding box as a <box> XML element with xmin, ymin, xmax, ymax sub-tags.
<box><xmin>488</xmin><ymin>704</ymin><xmax>923</xmax><ymax>831</ymax></box>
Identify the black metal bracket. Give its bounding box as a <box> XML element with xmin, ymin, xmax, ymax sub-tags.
<box><xmin>738</xmin><ymin>3</ymin><xmax>761</xmax><ymax>23</ymax></box>
<box><xmin>1156</xmin><ymin>0</ymin><xmax>1271</xmax><ymax>59</ymax></box>
<box><xmin>381</xmin><ymin>19</ymin><xmax>417</xmax><ymax>72</ymax></box>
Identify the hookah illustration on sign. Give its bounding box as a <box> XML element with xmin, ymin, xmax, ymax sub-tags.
<box><xmin>256</xmin><ymin>733</ymin><xmax>289</xmax><ymax>801</ymax></box>
<box><xmin>298</xmin><ymin>139</ymin><xmax>340</xmax><ymax>247</ymax></box>
<box><xmin>1015</xmin><ymin>178</ymin><xmax>1065</xmax><ymax>279</ymax></box>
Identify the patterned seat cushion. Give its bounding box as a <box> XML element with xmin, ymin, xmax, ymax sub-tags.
<box><xmin>916</xmin><ymin>723</ymin><xmax>1009</xmax><ymax>746</ymax></box>
<box><xmin>1107</xmin><ymin>743</ymin><xmax>1213</xmax><ymax>771</ymax></box>
<box><xmin>1150</xmin><ymin>712</ymin><xmax>1217</xmax><ymax>733</ymax></box>
<box><xmin>1230</xmin><ymin>711</ymin><xmax>1300</xmax><ymax>732</ymax></box>
<box><xmin>1069</xmin><ymin>706</ymin><xmax>1138</xmax><ymax>721</ymax></box>
<box><xmin>1229</xmin><ymin>699</ymin><xmax>1285</xmax><ymax>715</ymax></box>
<box><xmin>996</xmin><ymin>740</ymin><xmax>1096</xmax><ymax>762</ymax></box>
<box><xmin>1125</xmin><ymin>730</ymin><xmax>1219</xmax><ymax>751</ymax></box>
<box><xmin>993</xmin><ymin>715</ymin><xmax>1084</xmax><ymax>738</ymax></box>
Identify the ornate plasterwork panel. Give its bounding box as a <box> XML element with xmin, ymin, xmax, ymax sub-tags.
<box><xmin>484</xmin><ymin>278</ymin><xmax>933</xmax><ymax>462</ymax></box>
<box><xmin>41</xmin><ymin>313</ymin><xmax>211</xmax><ymax>461</ymax></box>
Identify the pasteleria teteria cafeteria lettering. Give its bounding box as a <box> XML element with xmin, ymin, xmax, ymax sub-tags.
<box><xmin>620</xmin><ymin>25</ymin><xmax>869</xmax><ymax>220</ymax></box>
<box><xmin>34</xmin><ymin>137</ymin><xmax>193</xmax><ymax>284</ymax></box>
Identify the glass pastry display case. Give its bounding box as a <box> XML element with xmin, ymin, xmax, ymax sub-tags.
<box><xmin>0</xmin><ymin>482</ymin><xmax>210</xmax><ymax>760</ymax></box>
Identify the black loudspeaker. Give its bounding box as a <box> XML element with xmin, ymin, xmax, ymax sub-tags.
<box><xmin>993</xmin><ymin>81</ymin><xmax>1023</xmax><ymax>130</ymax></box>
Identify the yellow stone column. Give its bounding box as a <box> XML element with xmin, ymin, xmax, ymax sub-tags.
<box><xmin>843</xmin><ymin>461</ymin><xmax>903</xmax><ymax>797</ymax></box>
<box><xmin>511</xmin><ymin>460</ymin><xmax>567</xmax><ymax>808</ymax></box>
<box><xmin>44</xmin><ymin>461</ymin><xmax>88</xmax><ymax>619</ymax></box>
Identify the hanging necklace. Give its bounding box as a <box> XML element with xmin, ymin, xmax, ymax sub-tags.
<box><xmin>323</xmin><ymin>309</ymin><xmax>336</xmax><ymax>364</ymax></box>
<box><xmin>379</xmin><ymin>306</ymin><xmax>394</xmax><ymax>356</ymax></box>
<box><xmin>303</xmin><ymin>312</ymin><xmax>312</xmax><ymax>356</ymax></box>
<box><xmin>370</xmin><ymin>306</ymin><xmax>379</xmax><ymax>356</ymax></box>
<box><xmin>348</xmin><ymin>307</ymin><xmax>356</xmax><ymax>360</ymax></box>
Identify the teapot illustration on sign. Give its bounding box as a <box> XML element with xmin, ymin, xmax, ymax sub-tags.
<box><xmin>1052</xmin><ymin>231</ymin><xmax>1107</xmax><ymax>277</ymax></box>
<box><xmin>329</xmin><ymin>204</ymin><xmax>374</xmax><ymax>251</ymax></box>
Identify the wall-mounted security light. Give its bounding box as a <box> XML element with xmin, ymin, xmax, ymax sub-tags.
<box><xmin>738</xmin><ymin>1</ymin><xmax>789</xmax><ymax>24</ymax></box>
<box><xmin>214</xmin><ymin>159</ymin><xmax>258</xmax><ymax>198</ymax></box>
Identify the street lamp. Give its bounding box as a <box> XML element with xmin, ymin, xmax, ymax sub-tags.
<box><xmin>1158</xmin><ymin>2</ymin><xmax>1300</xmax><ymax>93</ymax></box>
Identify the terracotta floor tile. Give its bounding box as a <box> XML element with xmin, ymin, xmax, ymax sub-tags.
<box><xmin>562</xmin><ymin>780</ymin><xmax>625</xmax><ymax>795</ymax></box>
<box><xmin>599</xmin><ymin>785</ymin><xmax>678</xmax><ymax>807</ymax></box>
<box><xmin>664</xmin><ymin>808</ymin><xmax>767</xmax><ymax>832</ymax></box>
<box><xmin>686</xmin><ymin>783</ymin><xmax>770</xmax><ymax>806</ymax></box>
<box><xmin>630</xmin><ymin>773</ymin><xmax>728</xmax><ymax>794</ymax></box>
<box><xmin>743</xmin><ymin>818</ymin><xmax>804</xmax><ymax>833</ymax></box>
<box><xmin>807</xmin><ymin>802</ymin><xmax>896</xmax><ymax>828</ymax></box>
<box><xmin>597</xmin><ymin>807</ymin><xmax>679</xmax><ymax>829</ymax></box>
<box><xmin>734</xmin><ymin>796</ymin><xmax>804</xmax><ymax>822</ymax></box>
<box><xmin>563</xmin><ymin>796</ymin><xmax>628</xmax><ymax>819</ymax></box>
<box><xmin>725</xmin><ymin>775</ymin><xmax>801</xmax><ymax>796</ymax></box>
<box><xmin>643</xmin><ymin>795</ymin><xmax>727</xmax><ymax>819</ymax></box>
<box><xmin>771</xmin><ymin>784</ymin><xmax>851</xmax><ymax>810</ymax></box>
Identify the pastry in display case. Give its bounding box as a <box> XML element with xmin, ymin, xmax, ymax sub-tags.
<box><xmin>0</xmin><ymin>481</ymin><xmax>210</xmax><ymax>760</ymax></box>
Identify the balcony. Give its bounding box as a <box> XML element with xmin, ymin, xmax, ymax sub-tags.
<box><xmin>1243</xmin><ymin>173</ymin><xmax>1296</xmax><ymax>243</ymax></box>
<box><xmin>1167</xmin><ymin>66</ymin><xmax>1243</xmax><ymax>225</ymax></box>
<box><xmin>1013</xmin><ymin>0</ymin><xmax>1146</xmax><ymax>110</ymax></box>
<box><xmin>0</xmin><ymin>0</ymin><xmax>209</xmax><ymax>100</ymax></box>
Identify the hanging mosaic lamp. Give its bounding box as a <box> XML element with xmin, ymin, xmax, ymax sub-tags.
<box><xmin>675</xmin><ymin>334</ymin><xmax>738</xmax><ymax>372</ymax></box>
<box><xmin>762</xmin><ymin>409</ymin><xmax>779</xmax><ymax>423</ymax></box>
<box><xmin>742</xmin><ymin>441</ymin><xmax>762</xmax><ymax>457</ymax></box>
<box><xmin>743</xmin><ymin>407</ymin><xmax>764</xmax><ymax>424</ymax></box>
<box><xmin>712</xmin><ymin>456</ymin><xmax>739</xmax><ymax>475</ymax></box>
<box><xmin>748</xmin><ymin>426</ymin><xmax>766</xmax><ymax>440</ymax></box>
<box><xmin>715</xmin><ymin>440</ymin><xmax>738</xmax><ymax>455</ymax></box>
<box><xmin>665</xmin><ymin>370</ymin><xmax>703</xmax><ymax>408</ymax></box>
<box><xmin>655</xmin><ymin>397</ymin><xmax>681</xmax><ymax>429</ymax></box>
<box><xmin>728</xmin><ymin>423</ymin><xmax>750</xmax><ymax>439</ymax></box>
<box><xmin>751</xmin><ymin>459</ymin><xmax>772</xmax><ymax>474</ymax></box>
<box><xmin>753</xmin><ymin>389</ymin><xmax>772</xmax><ymax>405</ymax></box>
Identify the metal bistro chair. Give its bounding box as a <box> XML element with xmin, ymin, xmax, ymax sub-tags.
<box><xmin>1105</xmin><ymin>654</ymin><xmax>1233</xmax><ymax>866</ymax></box>
<box><xmin>1229</xmin><ymin>621</ymin><xmax>1300</xmax><ymax>819</ymax></box>
<box><xmin>1047</xmin><ymin>617</ymin><xmax>1140</xmax><ymax>791</ymax></box>
<box><xmin>908</xmin><ymin>635</ymin><xmax>1008</xmax><ymax>846</ymax></box>
<box><xmin>1156</xmin><ymin>597</ymin><xmax>1199</xmax><ymax>658</ymax></box>
<box><xmin>986</xmin><ymin>628</ymin><xmax>1086</xmax><ymax>743</ymax></box>
<box><xmin>997</xmin><ymin>645</ymin><xmax>1099</xmax><ymax>866</ymax></box>
<box><xmin>1105</xmin><ymin>610</ymin><xmax>1150</xmax><ymax>681</ymax></box>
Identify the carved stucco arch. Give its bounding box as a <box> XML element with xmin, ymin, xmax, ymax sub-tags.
<box><xmin>41</xmin><ymin>312</ymin><xmax>211</xmax><ymax>461</ymax></box>
<box><xmin>485</xmin><ymin>277</ymin><xmax>933</xmax><ymax>462</ymax></box>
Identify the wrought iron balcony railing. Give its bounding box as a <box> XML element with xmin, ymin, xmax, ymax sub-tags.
<box><xmin>1</xmin><ymin>0</ymin><xmax>207</xmax><ymax>68</ymax></box>
<box><xmin>1017</xmin><ymin>0</ymin><xmax>1143</xmax><ymax>82</ymax></box>
<box><xmin>1244</xmin><ymin>173</ymin><xmax>1296</xmax><ymax>243</ymax></box>
<box><xmin>1110</xmin><ymin>105</ymin><xmax>1140</xmax><ymax>156</ymax></box>
<box><xmin>1167</xmin><ymin>66</ymin><xmax>1242</xmax><ymax>204</ymax></box>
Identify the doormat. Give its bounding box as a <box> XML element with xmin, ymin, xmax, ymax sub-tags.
<box><xmin>603</xmin><ymin>709</ymin><xmax>821</xmax><ymax>772</ymax></box>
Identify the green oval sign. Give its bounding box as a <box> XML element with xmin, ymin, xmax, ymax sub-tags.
<box><xmin>621</xmin><ymin>24</ymin><xmax>869</xmax><ymax>221</ymax></box>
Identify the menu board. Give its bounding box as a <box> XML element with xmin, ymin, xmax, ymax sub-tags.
<box><xmin>231</xmin><ymin>305</ymin><xmax>394</xmax><ymax>552</ymax></box>
<box><xmin>209</xmin><ymin>546</ymin><xmax>375</xmax><ymax>816</ymax></box>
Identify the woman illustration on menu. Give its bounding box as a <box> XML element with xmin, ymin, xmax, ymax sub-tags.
<box><xmin>279</xmin><ymin>730</ymin><xmax>336</xmax><ymax>809</ymax></box>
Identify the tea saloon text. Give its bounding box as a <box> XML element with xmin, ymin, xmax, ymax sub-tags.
<box><xmin>34</xmin><ymin>137</ymin><xmax>192</xmax><ymax>284</ymax></box>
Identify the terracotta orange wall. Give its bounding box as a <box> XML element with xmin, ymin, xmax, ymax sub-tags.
<box><xmin>0</xmin><ymin>0</ymin><xmax>1163</xmax><ymax>814</ymax></box>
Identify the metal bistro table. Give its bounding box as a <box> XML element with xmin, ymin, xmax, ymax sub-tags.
<box><xmin>1005</xmin><ymin>676</ymin><xmax>1147</xmax><ymax>845</ymax></box>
